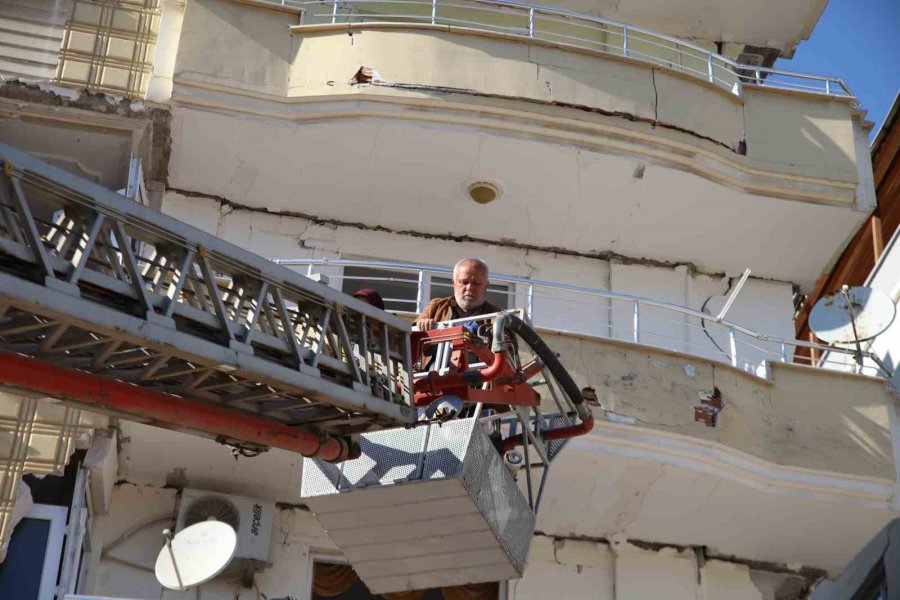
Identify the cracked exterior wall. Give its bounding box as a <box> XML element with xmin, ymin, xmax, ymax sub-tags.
<box><xmin>159</xmin><ymin>190</ymin><xmax>798</xmax><ymax>350</ymax></box>
<box><xmin>169</xmin><ymin>0</ymin><xmax>862</xmax><ymax>192</ymax></box>
<box><xmin>543</xmin><ymin>332</ymin><xmax>894</xmax><ymax>479</ymax></box>
<box><xmin>285</xmin><ymin>26</ymin><xmax>858</xmax><ymax>183</ymax></box>
<box><xmin>87</xmin><ymin>426</ymin><xmax>821</xmax><ymax>600</ymax></box>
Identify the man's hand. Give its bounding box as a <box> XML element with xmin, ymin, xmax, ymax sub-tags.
<box><xmin>415</xmin><ymin>317</ymin><xmax>436</xmax><ymax>331</ymax></box>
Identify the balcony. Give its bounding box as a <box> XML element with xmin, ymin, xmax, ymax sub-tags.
<box><xmin>0</xmin><ymin>0</ymin><xmax>876</xmax><ymax>294</ymax></box>
<box><xmin>273</xmin><ymin>257</ymin><xmax>898</xmax><ymax>572</ymax></box>
<box><xmin>286</xmin><ymin>0</ymin><xmax>851</xmax><ymax>100</ymax></box>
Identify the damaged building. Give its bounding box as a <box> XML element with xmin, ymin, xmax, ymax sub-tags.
<box><xmin>0</xmin><ymin>0</ymin><xmax>898</xmax><ymax>598</ymax></box>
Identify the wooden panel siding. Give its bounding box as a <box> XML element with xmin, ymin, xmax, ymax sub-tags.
<box><xmin>796</xmin><ymin>96</ymin><xmax>900</xmax><ymax>354</ymax></box>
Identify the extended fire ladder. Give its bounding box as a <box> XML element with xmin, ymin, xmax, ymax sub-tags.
<box><xmin>0</xmin><ymin>141</ymin><xmax>416</xmax><ymax>458</ymax></box>
<box><xmin>0</xmin><ymin>143</ymin><xmax>595</xmax><ymax>593</ymax></box>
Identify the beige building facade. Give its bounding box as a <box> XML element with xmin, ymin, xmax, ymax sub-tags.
<box><xmin>0</xmin><ymin>0</ymin><xmax>897</xmax><ymax>598</ymax></box>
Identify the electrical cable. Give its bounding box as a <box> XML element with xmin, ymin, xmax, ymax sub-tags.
<box><xmin>700</xmin><ymin>276</ymin><xmax>737</xmax><ymax>361</ymax></box>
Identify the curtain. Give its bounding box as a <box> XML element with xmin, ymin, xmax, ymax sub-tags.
<box><xmin>442</xmin><ymin>582</ymin><xmax>499</xmax><ymax>600</ymax></box>
<box><xmin>313</xmin><ymin>563</ymin><xmax>358</xmax><ymax>597</ymax></box>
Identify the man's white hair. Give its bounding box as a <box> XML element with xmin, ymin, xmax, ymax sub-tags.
<box><xmin>453</xmin><ymin>258</ymin><xmax>489</xmax><ymax>279</ymax></box>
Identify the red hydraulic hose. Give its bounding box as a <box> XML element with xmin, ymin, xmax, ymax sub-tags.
<box><xmin>478</xmin><ymin>351</ymin><xmax>507</xmax><ymax>380</ymax></box>
<box><xmin>0</xmin><ymin>350</ymin><xmax>355</xmax><ymax>462</ymax></box>
<box><xmin>499</xmin><ymin>413</ymin><xmax>594</xmax><ymax>454</ymax></box>
<box><xmin>414</xmin><ymin>351</ymin><xmax>508</xmax><ymax>397</ymax></box>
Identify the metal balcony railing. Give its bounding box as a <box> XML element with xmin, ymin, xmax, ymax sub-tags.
<box><xmin>275</xmin><ymin>258</ymin><xmax>892</xmax><ymax>379</ymax></box>
<box><xmin>275</xmin><ymin>0</ymin><xmax>854</xmax><ymax>100</ymax></box>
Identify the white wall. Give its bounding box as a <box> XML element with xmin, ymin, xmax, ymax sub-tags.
<box><xmin>161</xmin><ymin>192</ymin><xmax>797</xmax><ymax>375</ymax></box>
<box><xmin>87</xmin><ymin>470</ymin><xmax>806</xmax><ymax>600</ymax></box>
<box><xmin>864</xmin><ymin>228</ymin><xmax>900</xmax><ymax>388</ymax></box>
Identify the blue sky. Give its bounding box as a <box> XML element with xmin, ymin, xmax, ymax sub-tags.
<box><xmin>775</xmin><ymin>0</ymin><xmax>900</xmax><ymax>141</ymax></box>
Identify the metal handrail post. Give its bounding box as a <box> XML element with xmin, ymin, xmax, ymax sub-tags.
<box><xmin>633</xmin><ymin>300</ymin><xmax>640</xmax><ymax>344</ymax></box>
<box><xmin>416</xmin><ymin>269</ymin><xmax>427</xmax><ymax>313</ymax></box>
<box><xmin>622</xmin><ymin>25</ymin><xmax>628</xmax><ymax>57</ymax></box>
<box><xmin>528</xmin><ymin>7</ymin><xmax>534</xmax><ymax>37</ymax></box>
<box><xmin>729</xmin><ymin>327</ymin><xmax>738</xmax><ymax>368</ymax></box>
<box><xmin>432</xmin><ymin>0</ymin><xmax>437</xmax><ymax>24</ymax></box>
<box><xmin>526</xmin><ymin>284</ymin><xmax>534</xmax><ymax>318</ymax></box>
<box><xmin>707</xmin><ymin>53</ymin><xmax>714</xmax><ymax>84</ymax></box>
<box><xmin>331</xmin><ymin>0</ymin><xmax>338</xmax><ymax>23</ymax></box>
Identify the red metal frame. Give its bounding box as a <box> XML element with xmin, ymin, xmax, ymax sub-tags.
<box><xmin>0</xmin><ymin>322</ymin><xmax>593</xmax><ymax>462</ymax></box>
<box><xmin>411</xmin><ymin>326</ymin><xmax>540</xmax><ymax>409</ymax></box>
<box><xmin>411</xmin><ymin>326</ymin><xmax>594</xmax><ymax>451</ymax></box>
<box><xmin>0</xmin><ymin>350</ymin><xmax>353</xmax><ymax>462</ymax></box>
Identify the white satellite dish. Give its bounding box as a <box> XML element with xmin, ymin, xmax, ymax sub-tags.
<box><xmin>809</xmin><ymin>285</ymin><xmax>896</xmax><ymax>345</ymax></box>
<box><xmin>154</xmin><ymin>520</ymin><xmax>237</xmax><ymax>590</ymax></box>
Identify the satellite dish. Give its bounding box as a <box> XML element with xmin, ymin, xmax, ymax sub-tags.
<box><xmin>809</xmin><ymin>286</ymin><xmax>896</xmax><ymax>344</ymax></box>
<box><xmin>154</xmin><ymin>520</ymin><xmax>237</xmax><ymax>590</ymax></box>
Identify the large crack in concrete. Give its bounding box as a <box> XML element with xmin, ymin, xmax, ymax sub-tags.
<box><xmin>167</xmin><ymin>185</ymin><xmax>744</xmax><ymax>280</ymax></box>
<box><xmin>533</xmin><ymin>530</ymin><xmax>827</xmax><ymax>584</ymax></box>
<box><xmin>370</xmin><ymin>79</ymin><xmax>744</xmax><ymax>154</ymax></box>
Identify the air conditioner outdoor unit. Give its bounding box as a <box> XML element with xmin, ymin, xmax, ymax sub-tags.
<box><xmin>175</xmin><ymin>489</ymin><xmax>275</xmax><ymax>564</ymax></box>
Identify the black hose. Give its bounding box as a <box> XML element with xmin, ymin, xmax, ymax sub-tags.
<box><xmin>492</xmin><ymin>313</ymin><xmax>589</xmax><ymax>419</ymax></box>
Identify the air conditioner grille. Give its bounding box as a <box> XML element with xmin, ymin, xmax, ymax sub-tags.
<box><xmin>184</xmin><ymin>496</ymin><xmax>241</xmax><ymax>531</ymax></box>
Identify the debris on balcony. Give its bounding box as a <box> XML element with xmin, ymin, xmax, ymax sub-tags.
<box><xmin>694</xmin><ymin>387</ymin><xmax>723</xmax><ymax>427</ymax></box>
<box><xmin>350</xmin><ymin>66</ymin><xmax>385</xmax><ymax>86</ymax></box>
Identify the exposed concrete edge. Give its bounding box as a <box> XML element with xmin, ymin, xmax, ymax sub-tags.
<box><xmin>539</xmin><ymin>320</ymin><xmax>886</xmax><ymax>388</ymax></box>
<box><xmin>0</xmin><ymin>96</ymin><xmax>149</xmax><ymax>132</ymax></box>
<box><xmin>570</xmin><ymin>417</ymin><xmax>896</xmax><ymax>506</ymax></box>
<box><xmin>169</xmin><ymin>78</ymin><xmax>857</xmax><ymax>207</ymax></box>
<box><xmin>770</xmin><ymin>358</ymin><xmax>897</xmax><ymax>385</ymax></box>
<box><xmin>534</xmin><ymin>326</ymin><xmax>778</xmax><ymax>387</ymax></box>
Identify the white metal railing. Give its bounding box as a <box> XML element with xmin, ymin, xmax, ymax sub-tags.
<box><xmin>275</xmin><ymin>0</ymin><xmax>854</xmax><ymax>100</ymax></box>
<box><xmin>275</xmin><ymin>258</ymin><xmax>892</xmax><ymax>380</ymax></box>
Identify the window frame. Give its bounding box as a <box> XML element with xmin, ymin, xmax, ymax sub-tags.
<box><xmin>337</xmin><ymin>261</ymin><xmax>516</xmax><ymax>316</ymax></box>
<box><xmin>11</xmin><ymin>504</ymin><xmax>69</xmax><ymax>600</ymax></box>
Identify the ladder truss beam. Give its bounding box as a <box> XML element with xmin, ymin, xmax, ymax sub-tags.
<box><xmin>0</xmin><ymin>143</ymin><xmax>415</xmax><ymax>442</ymax></box>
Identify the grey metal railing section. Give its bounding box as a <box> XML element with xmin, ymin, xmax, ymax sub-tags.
<box><xmin>275</xmin><ymin>258</ymin><xmax>892</xmax><ymax>379</ymax></box>
<box><xmin>0</xmin><ymin>143</ymin><xmax>415</xmax><ymax>435</ymax></box>
<box><xmin>278</xmin><ymin>0</ymin><xmax>853</xmax><ymax>100</ymax></box>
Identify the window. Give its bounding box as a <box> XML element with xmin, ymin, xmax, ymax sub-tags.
<box><xmin>311</xmin><ymin>560</ymin><xmax>500</xmax><ymax>600</ymax></box>
<box><xmin>56</xmin><ymin>0</ymin><xmax>161</xmax><ymax>97</ymax></box>
<box><xmin>341</xmin><ymin>266</ymin><xmax>422</xmax><ymax>313</ymax></box>
<box><xmin>0</xmin><ymin>504</ymin><xmax>67</xmax><ymax>600</ymax></box>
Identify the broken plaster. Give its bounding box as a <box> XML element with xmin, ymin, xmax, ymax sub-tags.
<box><xmin>531</xmin><ymin>531</ymin><xmax>822</xmax><ymax>597</ymax></box>
<box><xmin>167</xmin><ymin>186</ymin><xmax>769</xmax><ymax>282</ymax></box>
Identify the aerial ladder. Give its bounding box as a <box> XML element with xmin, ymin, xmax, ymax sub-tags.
<box><xmin>0</xmin><ymin>142</ymin><xmax>594</xmax><ymax>592</ymax></box>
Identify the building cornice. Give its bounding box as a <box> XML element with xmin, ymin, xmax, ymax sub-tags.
<box><xmin>0</xmin><ymin>96</ymin><xmax>150</xmax><ymax>133</ymax></box>
<box><xmin>170</xmin><ymin>78</ymin><xmax>857</xmax><ymax>207</ymax></box>
<box><xmin>571</xmin><ymin>416</ymin><xmax>895</xmax><ymax>507</ymax></box>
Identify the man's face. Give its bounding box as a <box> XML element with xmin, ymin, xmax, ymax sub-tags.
<box><xmin>453</xmin><ymin>262</ymin><xmax>488</xmax><ymax>311</ymax></box>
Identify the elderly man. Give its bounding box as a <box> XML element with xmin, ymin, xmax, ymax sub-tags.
<box><xmin>415</xmin><ymin>258</ymin><xmax>499</xmax><ymax>330</ymax></box>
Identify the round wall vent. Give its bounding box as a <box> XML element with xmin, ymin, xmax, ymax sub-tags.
<box><xmin>468</xmin><ymin>182</ymin><xmax>502</xmax><ymax>204</ymax></box>
<box><xmin>184</xmin><ymin>496</ymin><xmax>241</xmax><ymax>531</ymax></box>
